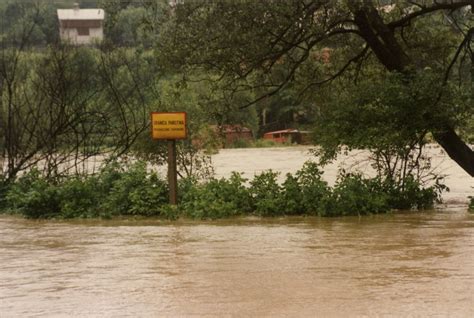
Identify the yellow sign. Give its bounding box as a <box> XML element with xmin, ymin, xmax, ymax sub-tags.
<box><xmin>151</xmin><ymin>112</ymin><xmax>187</xmax><ymax>140</ymax></box>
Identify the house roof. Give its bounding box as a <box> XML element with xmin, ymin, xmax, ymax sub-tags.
<box><xmin>57</xmin><ymin>9</ymin><xmax>104</xmax><ymax>21</ymax></box>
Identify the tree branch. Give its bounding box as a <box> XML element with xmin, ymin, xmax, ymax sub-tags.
<box><xmin>443</xmin><ymin>27</ymin><xmax>473</xmax><ymax>84</ymax></box>
<box><xmin>299</xmin><ymin>45</ymin><xmax>370</xmax><ymax>97</ymax></box>
<box><xmin>388</xmin><ymin>1</ymin><xmax>471</xmax><ymax>29</ymax></box>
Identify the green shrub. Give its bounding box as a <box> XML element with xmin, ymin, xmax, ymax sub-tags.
<box><xmin>296</xmin><ymin>162</ymin><xmax>330</xmax><ymax>214</ymax></box>
<box><xmin>3</xmin><ymin>161</ymin><xmax>168</xmax><ymax>219</ymax></box>
<box><xmin>319</xmin><ymin>173</ymin><xmax>390</xmax><ymax>217</ymax></box>
<box><xmin>224</xmin><ymin>172</ymin><xmax>253</xmax><ymax>212</ymax></box>
<box><xmin>276</xmin><ymin>163</ymin><xmax>331</xmax><ymax>216</ymax></box>
<box><xmin>95</xmin><ymin>160</ymin><xmax>124</xmax><ymax>193</ymax></box>
<box><xmin>58</xmin><ymin>176</ymin><xmax>103</xmax><ymax>218</ymax></box>
<box><xmin>101</xmin><ymin>161</ymin><xmax>168</xmax><ymax>216</ymax></box>
<box><xmin>181</xmin><ymin>173</ymin><xmax>251</xmax><ymax>219</ymax></box>
<box><xmin>280</xmin><ymin>173</ymin><xmax>303</xmax><ymax>215</ymax></box>
<box><xmin>6</xmin><ymin>169</ymin><xmax>61</xmax><ymax>219</ymax></box>
<box><xmin>0</xmin><ymin>160</ymin><xmax>445</xmax><ymax>220</ymax></box>
<box><xmin>253</xmin><ymin>139</ymin><xmax>279</xmax><ymax>148</ymax></box>
<box><xmin>158</xmin><ymin>204</ymin><xmax>181</xmax><ymax>220</ymax></box>
<box><xmin>469</xmin><ymin>196</ymin><xmax>474</xmax><ymax>212</ymax></box>
<box><xmin>129</xmin><ymin>172</ymin><xmax>168</xmax><ymax>216</ymax></box>
<box><xmin>228</xmin><ymin>138</ymin><xmax>252</xmax><ymax>148</ymax></box>
<box><xmin>249</xmin><ymin>170</ymin><xmax>283</xmax><ymax>216</ymax></box>
<box><xmin>386</xmin><ymin>175</ymin><xmax>442</xmax><ymax>210</ymax></box>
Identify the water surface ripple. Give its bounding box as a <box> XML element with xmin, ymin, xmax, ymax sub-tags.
<box><xmin>1</xmin><ymin>210</ymin><xmax>473</xmax><ymax>317</ymax></box>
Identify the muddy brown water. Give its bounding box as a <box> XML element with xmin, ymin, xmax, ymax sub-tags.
<box><xmin>1</xmin><ymin>147</ymin><xmax>473</xmax><ymax>317</ymax></box>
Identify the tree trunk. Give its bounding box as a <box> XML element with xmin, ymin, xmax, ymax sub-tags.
<box><xmin>350</xmin><ymin>2</ymin><xmax>474</xmax><ymax>177</ymax></box>
<box><xmin>433</xmin><ymin>127</ymin><xmax>474</xmax><ymax>176</ymax></box>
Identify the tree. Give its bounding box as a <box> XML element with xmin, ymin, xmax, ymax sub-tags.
<box><xmin>157</xmin><ymin>0</ymin><xmax>474</xmax><ymax>176</ymax></box>
<box><xmin>0</xmin><ymin>3</ymin><xmax>159</xmax><ymax>182</ymax></box>
<box><xmin>99</xmin><ymin>0</ymin><xmax>165</xmax><ymax>47</ymax></box>
<box><xmin>131</xmin><ymin>73</ymin><xmax>258</xmax><ymax>179</ymax></box>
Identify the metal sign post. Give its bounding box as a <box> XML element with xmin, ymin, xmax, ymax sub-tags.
<box><xmin>151</xmin><ymin>112</ymin><xmax>187</xmax><ymax>205</ymax></box>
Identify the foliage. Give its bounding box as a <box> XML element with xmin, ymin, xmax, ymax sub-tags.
<box><xmin>158</xmin><ymin>204</ymin><xmax>181</xmax><ymax>221</ymax></box>
<box><xmin>248</xmin><ymin>170</ymin><xmax>283</xmax><ymax>216</ymax></box>
<box><xmin>158</xmin><ymin>0</ymin><xmax>474</xmax><ymax>176</ymax></box>
<box><xmin>280</xmin><ymin>173</ymin><xmax>303</xmax><ymax>215</ymax></box>
<box><xmin>226</xmin><ymin>138</ymin><xmax>299</xmax><ymax>149</ymax></box>
<box><xmin>3</xmin><ymin>161</ymin><xmax>168</xmax><ymax>219</ymax></box>
<box><xmin>181</xmin><ymin>172</ymin><xmax>251</xmax><ymax>219</ymax></box>
<box><xmin>253</xmin><ymin>139</ymin><xmax>284</xmax><ymax>148</ymax></box>
<box><xmin>131</xmin><ymin>73</ymin><xmax>259</xmax><ymax>181</ymax></box>
<box><xmin>100</xmin><ymin>0</ymin><xmax>165</xmax><ymax>48</ymax></box>
<box><xmin>132</xmin><ymin>135</ymin><xmax>215</xmax><ymax>181</ymax></box>
<box><xmin>469</xmin><ymin>195</ymin><xmax>474</xmax><ymax>213</ymax></box>
<box><xmin>58</xmin><ymin>176</ymin><xmax>103</xmax><ymax>218</ymax></box>
<box><xmin>313</xmin><ymin>70</ymin><xmax>470</xmax><ymax>164</ymax></box>
<box><xmin>296</xmin><ymin>162</ymin><xmax>330</xmax><ymax>214</ymax></box>
<box><xmin>319</xmin><ymin>174</ymin><xmax>391</xmax><ymax>217</ymax></box>
<box><xmin>317</xmin><ymin>172</ymin><xmax>443</xmax><ymax>217</ymax></box>
<box><xmin>227</xmin><ymin>138</ymin><xmax>253</xmax><ymax>149</ymax></box>
<box><xmin>385</xmin><ymin>175</ymin><xmax>444</xmax><ymax>210</ymax></box>
<box><xmin>1</xmin><ymin>160</ymin><xmax>446</xmax><ymax>220</ymax></box>
<box><xmin>0</xmin><ymin>44</ymin><xmax>157</xmax><ymax>182</ymax></box>
<box><xmin>0</xmin><ymin>1</ymin><xmax>59</xmax><ymax>46</ymax></box>
<box><xmin>5</xmin><ymin>169</ymin><xmax>62</xmax><ymax>219</ymax></box>
<box><xmin>194</xmin><ymin>124</ymin><xmax>223</xmax><ymax>154</ymax></box>
<box><xmin>100</xmin><ymin>161</ymin><xmax>168</xmax><ymax>216</ymax></box>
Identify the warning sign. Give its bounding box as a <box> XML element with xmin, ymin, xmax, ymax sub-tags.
<box><xmin>151</xmin><ymin>112</ymin><xmax>187</xmax><ymax>140</ymax></box>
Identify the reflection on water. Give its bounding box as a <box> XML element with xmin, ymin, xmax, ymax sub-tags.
<box><xmin>1</xmin><ymin>210</ymin><xmax>473</xmax><ymax>317</ymax></box>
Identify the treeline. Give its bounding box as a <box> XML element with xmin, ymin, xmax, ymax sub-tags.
<box><xmin>0</xmin><ymin>1</ymin><xmax>260</xmax><ymax>184</ymax></box>
<box><xmin>1</xmin><ymin>1</ymin><xmax>471</xmax><ymax>218</ymax></box>
<box><xmin>0</xmin><ymin>0</ymin><xmax>314</xmax><ymax>133</ymax></box>
<box><xmin>0</xmin><ymin>0</ymin><xmax>165</xmax><ymax>47</ymax></box>
<box><xmin>0</xmin><ymin>45</ymin><xmax>157</xmax><ymax>182</ymax></box>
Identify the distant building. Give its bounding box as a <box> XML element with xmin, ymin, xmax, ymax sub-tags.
<box><xmin>263</xmin><ymin>129</ymin><xmax>310</xmax><ymax>144</ymax></box>
<box><xmin>218</xmin><ymin>125</ymin><xmax>253</xmax><ymax>146</ymax></box>
<box><xmin>57</xmin><ymin>3</ymin><xmax>104</xmax><ymax>45</ymax></box>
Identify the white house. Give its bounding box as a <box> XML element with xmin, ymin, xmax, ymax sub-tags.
<box><xmin>57</xmin><ymin>4</ymin><xmax>105</xmax><ymax>45</ymax></box>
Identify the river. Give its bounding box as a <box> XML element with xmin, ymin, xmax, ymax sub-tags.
<box><xmin>0</xmin><ymin>147</ymin><xmax>473</xmax><ymax>317</ymax></box>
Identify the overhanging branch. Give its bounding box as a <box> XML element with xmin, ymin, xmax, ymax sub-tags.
<box><xmin>299</xmin><ymin>45</ymin><xmax>370</xmax><ymax>97</ymax></box>
<box><xmin>388</xmin><ymin>1</ymin><xmax>471</xmax><ymax>29</ymax></box>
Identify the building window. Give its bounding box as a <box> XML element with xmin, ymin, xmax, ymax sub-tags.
<box><xmin>77</xmin><ymin>27</ymin><xmax>89</xmax><ymax>36</ymax></box>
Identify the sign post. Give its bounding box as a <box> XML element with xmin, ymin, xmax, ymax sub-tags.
<box><xmin>167</xmin><ymin>140</ymin><xmax>178</xmax><ymax>205</ymax></box>
<box><xmin>151</xmin><ymin>112</ymin><xmax>187</xmax><ymax>205</ymax></box>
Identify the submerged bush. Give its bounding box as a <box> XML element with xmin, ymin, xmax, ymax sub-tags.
<box><xmin>101</xmin><ymin>161</ymin><xmax>168</xmax><ymax>216</ymax></box>
<box><xmin>58</xmin><ymin>176</ymin><xmax>102</xmax><ymax>218</ymax></box>
<box><xmin>3</xmin><ymin>161</ymin><xmax>168</xmax><ymax>219</ymax></box>
<box><xmin>249</xmin><ymin>170</ymin><xmax>283</xmax><ymax>216</ymax></box>
<box><xmin>280</xmin><ymin>173</ymin><xmax>303</xmax><ymax>215</ymax></box>
<box><xmin>278</xmin><ymin>162</ymin><xmax>330</xmax><ymax>215</ymax></box>
<box><xmin>469</xmin><ymin>196</ymin><xmax>474</xmax><ymax>212</ymax></box>
<box><xmin>319</xmin><ymin>174</ymin><xmax>390</xmax><ymax>217</ymax></box>
<box><xmin>386</xmin><ymin>175</ymin><xmax>443</xmax><ymax>210</ymax></box>
<box><xmin>6</xmin><ymin>169</ymin><xmax>61</xmax><ymax>219</ymax></box>
<box><xmin>181</xmin><ymin>172</ymin><xmax>251</xmax><ymax>219</ymax></box>
<box><xmin>1</xmin><ymin>160</ymin><xmax>445</xmax><ymax>219</ymax></box>
<box><xmin>296</xmin><ymin>162</ymin><xmax>330</xmax><ymax>214</ymax></box>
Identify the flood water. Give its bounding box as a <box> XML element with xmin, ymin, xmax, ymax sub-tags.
<box><xmin>1</xmin><ymin>147</ymin><xmax>473</xmax><ymax>317</ymax></box>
